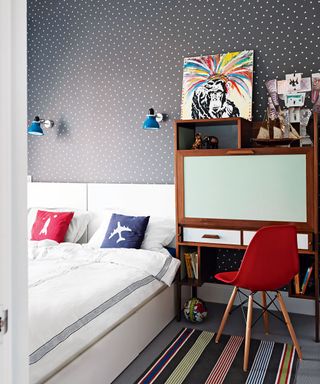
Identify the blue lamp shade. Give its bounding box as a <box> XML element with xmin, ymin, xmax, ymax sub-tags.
<box><xmin>143</xmin><ymin>108</ymin><xmax>160</xmax><ymax>130</ymax></box>
<box><xmin>28</xmin><ymin>116</ymin><xmax>44</xmax><ymax>136</ymax></box>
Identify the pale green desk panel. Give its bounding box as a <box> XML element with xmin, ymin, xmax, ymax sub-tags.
<box><xmin>184</xmin><ymin>154</ymin><xmax>307</xmax><ymax>222</ymax></box>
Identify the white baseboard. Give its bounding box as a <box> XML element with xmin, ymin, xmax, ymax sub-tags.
<box><xmin>182</xmin><ymin>283</ymin><xmax>314</xmax><ymax>316</ymax></box>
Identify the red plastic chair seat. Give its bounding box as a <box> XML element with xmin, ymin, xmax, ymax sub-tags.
<box><xmin>215</xmin><ymin>271</ymin><xmax>238</xmax><ymax>284</ymax></box>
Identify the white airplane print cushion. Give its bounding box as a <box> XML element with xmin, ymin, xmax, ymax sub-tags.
<box><xmin>101</xmin><ymin>213</ymin><xmax>150</xmax><ymax>249</ymax></box>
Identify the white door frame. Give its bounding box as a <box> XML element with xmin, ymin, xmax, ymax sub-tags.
<box><xmin>0</xmin><ymin>0</ymin><xmax>28</xmax><ymax>383</ymax></box>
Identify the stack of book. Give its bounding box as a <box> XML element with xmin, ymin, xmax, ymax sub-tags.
<box><xmin>184</xmin><ymin>252</ymin><xmax>198</xmax><ymax>280</ymax></box>
<box><xmin>294</xmin><ymin>265</ymin><xmax>313</xmax><ymax>295</ymax></box>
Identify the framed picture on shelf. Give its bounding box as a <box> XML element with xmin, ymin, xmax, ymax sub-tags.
<box><xmin>181</xmin><ymin>50</ymin><xmax>254</xmax><ymax>120</ymax></box>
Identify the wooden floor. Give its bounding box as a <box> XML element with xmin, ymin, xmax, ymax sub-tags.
<box><xmin>113</xmin><ymin>302</ymin><xmax>320</xmax><ymax>384</ymax></box>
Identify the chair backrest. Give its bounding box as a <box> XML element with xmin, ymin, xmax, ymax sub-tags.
<box><xmin>234</xmin><ymin>225</ymin><xmax>299</xmax><ymax>291</ymax></box>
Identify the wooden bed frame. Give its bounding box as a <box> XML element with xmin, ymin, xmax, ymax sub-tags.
<box><xmin>27</xmin><ymin>182</ymin><xmax>176</xmax><ymax>384</ymax></box>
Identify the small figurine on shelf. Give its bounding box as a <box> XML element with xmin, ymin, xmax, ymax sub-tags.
<box><xmin>202</xmin><ymin>135</ymin><xmax>219</xmax><ymax>149</ymax></box>
<box><xmin>255</xmin><ymin>105</ymin><xmax>300</xmax><ymax>146</ymax></box>
<box><xmin>192</xmin><ymin>133</ymin><xmax>202</xmax><ymax>149</ymax></box>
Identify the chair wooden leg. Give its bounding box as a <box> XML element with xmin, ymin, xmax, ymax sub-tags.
<box><xmin>243</xmin><ymin>293</ymin><xmax>253</xmax><ymax>372</ymax></box>
<box><xmin>215</xmin><ymin>287</ymin><xmax>238</xmax><ymax>343</ymax></box>
<box><xmin>276</xmin><ymin>292</ymin><xmax>302</xmax><ymax>360</ymax></box>
<box><xmin>261</xmin><ymin>291</ymin><xmax>269</xmax><ymax>335</ymax></box>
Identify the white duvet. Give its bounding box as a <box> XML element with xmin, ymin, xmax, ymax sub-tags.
<box><xmin>28</xmin><ymin>241</ymin><xmax>180</xmax><ymax>384</ymax></box>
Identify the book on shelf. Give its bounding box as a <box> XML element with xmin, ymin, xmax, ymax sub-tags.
<box><xmin>190</xmin><ymin>252</ymin><xmax>198</xmax><ymax>279</ymax></box>
<box><xmin>184</xmin><ymin>253</ymin><xmax>194</xmax><ymax>279</ymax></box>
<box><xmin>301</xmin><ymin>265</ymin><xmax>313</xmax><ymax>295</ymax></box>
<box><xmin>294</xmin><ymin>274</ymin><xmax>300</xmax><ymax>295</ymax></box>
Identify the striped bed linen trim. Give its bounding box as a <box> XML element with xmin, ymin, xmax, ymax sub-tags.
<box><xmin>136</xmin><ymin>329</ymin><xmax>298</xmax><ymax>384</ymax></box>
<box><xmin>30</xmin><ymin>275</ymin><xmax>156</xmax><ymax>365</ymax></box>
<box><xmin>29</xmin><ymin>253</ymin><xmax>173</xmax><ymax>365</ymax></box>
<box><xmin>156</xmin><ymin>256</ymin><xmax>172</xmax><ymax>280</ymax></box>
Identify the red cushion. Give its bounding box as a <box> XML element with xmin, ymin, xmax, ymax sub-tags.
<box><xmin>215</xmin><ymin>271</ymin><xmax>238</xmax><ymax>284</ymax></box>
<box><xmin>31</xmin><ymin>210</ymin><xmax>74</xmax><ymax>243</ymax></box>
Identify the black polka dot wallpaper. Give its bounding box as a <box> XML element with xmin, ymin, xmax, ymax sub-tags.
<box><xmin>27</xmin><ymin>0</ymin><xmax>320</xmax><ymax>183</ymax></box>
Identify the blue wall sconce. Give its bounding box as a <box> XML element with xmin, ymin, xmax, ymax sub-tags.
<box><xmin>28</xmin><ymin>116</ymin><xmax>54</xmax><ymax>136</ymax></box>
<box><xmin>142</xmin><ymin>108</ymin><xmax>164</xmax><ymax>130</ymax></box>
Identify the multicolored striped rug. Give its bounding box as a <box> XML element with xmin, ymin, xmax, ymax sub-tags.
<box><xmin>136</xmin><ymin>328</ymin><xmax>298</xmax><ymax>384</ymax></box>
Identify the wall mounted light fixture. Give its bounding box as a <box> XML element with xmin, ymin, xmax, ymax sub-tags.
<box><xmin>27</xmin><ymin>116</ymin><xmax>54</xmax><ymax>136</ymax></box>
<box><xmin>142</xmin><ymin>108</ymin><xmax>164</xmax><ymax>130</ymax></box>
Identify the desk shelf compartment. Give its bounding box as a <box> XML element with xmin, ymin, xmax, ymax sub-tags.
<box><xmin>289</xmin><ymin>254</ymin><xmax>316</xmax><ymax>299</ymax></box>
<box><xmin>175</xmin><ymin>117</ymin><xmax>251</xmax><ymax>151</ymax></box>
<box><xmin>178</xmin><ymin>245</ymin><xmax>200</xmax><ymax>287</ymax></box>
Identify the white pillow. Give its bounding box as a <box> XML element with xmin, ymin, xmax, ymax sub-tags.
<box><xmin>28</xmin><ymin>208</ymin><xmax>91</xmax><ymax>243</ymax></box>
<box><xmin>87</xmin><ymin>209</ymin><xmax>175</xmax><ymax>252</ymax></box>
<box><xmin>142</xmin><ymin>217</ymin><xmax>176</xmax><ymax>252</ymax></box>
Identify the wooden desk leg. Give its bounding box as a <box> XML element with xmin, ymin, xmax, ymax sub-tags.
<box><xmin>244</xmin><ymin>293</ymin><xmax>253</xmax><ymax>372</ymax></box>
<box><xmin>261</xmin><ymin>291</ymin><xmax>269</xmax><ymax>335</ymax></box>
<box><xmin>314</xmin><ymin>260</ymin><xmax>319</xmax><ymax>342</ymax></box>
<box><xmin>215</xmin><ymin>287</ymin><xmax>238</xmax><ymax>343</ymax></box>
<box><xmin>277</xmin><ymin>292</ymin><xmax>302</xmax><ymax>360</ymax></box>
<box><xmin>315</xmin><ymin>298</ymin><xmax>319</xmax><ymax>342</ymax></box>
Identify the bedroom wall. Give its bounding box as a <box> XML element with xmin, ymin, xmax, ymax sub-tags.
<box><xmin>27</xmin><ymin>0</ymin><xmax>320</xmax><ymax>183</ymax></box>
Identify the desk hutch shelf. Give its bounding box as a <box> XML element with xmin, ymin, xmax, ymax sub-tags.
<box><xmin>174</xmin><ymin>115</ymin><xmax>319</xmax><ymax>341</ymax></box>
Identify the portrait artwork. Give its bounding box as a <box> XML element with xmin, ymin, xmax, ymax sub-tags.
<box><xmin>181</xmin><ymin>50</ymin><xmax>254</xmax><ymax>121</ymax></box>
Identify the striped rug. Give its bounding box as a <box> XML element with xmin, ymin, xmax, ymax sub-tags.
<box><xmin>136</xmin><ymin>328</ymin><xmax>298</xmax><ymax>384</ymax></box>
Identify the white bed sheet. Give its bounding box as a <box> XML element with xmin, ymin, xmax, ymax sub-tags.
<box><xmin>29</xmin><ymin>241</ymin><xmax>179</xmax><ymax>384</ymax></box>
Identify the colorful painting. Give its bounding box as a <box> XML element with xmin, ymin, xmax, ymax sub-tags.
<box><xmin>181</xmin><ymin>50</ymin><xmax>254</xmax><ymax>121</ymax></box>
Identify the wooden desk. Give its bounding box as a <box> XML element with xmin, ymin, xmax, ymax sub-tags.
<box><xmin>174</xmin><ymin>115</ymin><xmax>319</xmax><ymax>341</ymax></box>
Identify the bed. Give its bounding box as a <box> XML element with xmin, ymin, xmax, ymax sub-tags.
<box><xmin>27</xmin><ymin>182</ymin><xmax>177</xmax><ymax>384</ymax></box>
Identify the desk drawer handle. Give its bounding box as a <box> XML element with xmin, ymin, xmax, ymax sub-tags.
<box><xmin>226</xmin><ymin>150</ymin><xmax>255</xmax><ymax>156</ymax></box>
<box><xmin>202</xmin><ymin>234</ymin><xmax>220</xmax><ymax>239</ymax></box>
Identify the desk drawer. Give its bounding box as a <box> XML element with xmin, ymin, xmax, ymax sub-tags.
<box><xmin>243</xmin><ymin>231</ymin><xmax>311</xmax><ymax>250</ymax></box>
<box><xmin>183</xmin><ymin>228</ymin><xmax>241</xmax><ymax>245</ymax></box>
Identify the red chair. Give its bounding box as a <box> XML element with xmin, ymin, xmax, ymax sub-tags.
<box><xmin>215</xmin><ymin>225</ymin><xmax>302</xmax><ymax>371</ymax></box>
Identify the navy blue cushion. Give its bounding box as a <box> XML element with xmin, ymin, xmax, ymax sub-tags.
<box><xmin>165</xmin><ymin>247</ymin><xmax>176</xmax><ymax>257</ymax></box>
<box><xmin>101</xmin><ymin>213</ymin><xmax>150</xmax><ymax>249</ymax></box>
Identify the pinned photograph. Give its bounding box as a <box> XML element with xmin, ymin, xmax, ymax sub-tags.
<box><xmin>267</xmin><ymin>96</ymin><xmax>278</xmax><ymax>119</ymax></box>
<box><xmin>286</xmin><ymin>73</ymin><xmax>302</xmax><ymax>92</ymax></box>
<box><xmin>312</xmin><ymin>73</ymin><xmax>320</xmax><ymax>90</ymax></box>
<box><xmin>311</xmin><ymin>73</ymin><xmax>320</xmax><ymax>104</ymax></box>
<box><xmin>265</xmin><ymin>79</ymin><xmax>279</xmax><ymax>106</ymax></box>
<box><xmin>278</xmin><ymin>77</ymin><xmax>311</xmax><ymax>96</ymax></box>
<box><xmin>289</xmin><ymin>108</ymin><xmax>300</xmax><ymax>123</ymax></box>
<box><xmin>181</xmin><ymin>50</ymin><xmax>254</xmax><ymax>120</ymax></box>
<box><xmin>285</xmin><ymin>93</ymin><xmax>305</xmax><ymax>108</ymax></box>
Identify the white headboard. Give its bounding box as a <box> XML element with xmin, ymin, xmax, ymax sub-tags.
<box><xmin>87</xmin><ymin>183</ymin><xmax>175</xmax><ymax>239</ymax></box>
<box><xmin>27</xmin><ymin>182</ymin><xmax>87</xmax><ymax>210</ymax></box>
<box><xmin>27</xmin><ymin>182</ymin><xmax>175</xmax><ymax>241</ymax></box>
